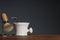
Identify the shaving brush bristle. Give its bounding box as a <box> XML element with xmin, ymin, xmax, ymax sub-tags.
<box><xmin>3</xmin><ymin>23</ymin><xmax>14</xmax><ymax>32</ymax></box>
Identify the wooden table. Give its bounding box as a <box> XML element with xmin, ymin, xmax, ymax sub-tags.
<box><xmin>0</xmin><ymin>34</ymin><xmax>60</xmax><ymax>40</ymax></box>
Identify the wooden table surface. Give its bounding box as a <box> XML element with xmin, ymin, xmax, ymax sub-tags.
<box><xmin>0</xmin><ymin>34</ymin><xmax>60</xmax><ymax>40</ymax></box>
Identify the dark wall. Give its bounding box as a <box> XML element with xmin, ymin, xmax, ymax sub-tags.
<box><xmin>0</xmin><ymin>0</ymin><xmax>60</xmax><ymax>34</ymax></box>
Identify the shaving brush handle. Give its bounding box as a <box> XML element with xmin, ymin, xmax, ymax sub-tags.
<box><xmin>1</xmin><ymin>12</ymin><xmax>8</xmax><ymax>23</ymax></box>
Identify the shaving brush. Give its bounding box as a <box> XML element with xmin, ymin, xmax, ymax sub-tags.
<box><xmin>1</xmin><ymin>12</ymin><xmax>14</xmax><ymax>32</ymax></box>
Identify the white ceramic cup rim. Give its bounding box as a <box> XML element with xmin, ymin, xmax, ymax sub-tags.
<box><xmin>13</xmin><ymin>22</ymin><xmax>30</xmax><ymax>24</ymax></box>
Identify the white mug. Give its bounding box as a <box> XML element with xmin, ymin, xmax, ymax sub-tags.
<box><xmin>14</xmin><ymin>22</ymin><xmax>33</xmax><ymax>36</ymax></box>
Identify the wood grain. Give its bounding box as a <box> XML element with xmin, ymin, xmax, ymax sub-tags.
<box><xmin>1</xmin><ymin>12</ymin><xmax>8</xmax><ymax>22</ymax></box>
<box><xmin>0</xmin><ymin>34</ymin><xmax>60</xmax><ymax>40</ymax></box>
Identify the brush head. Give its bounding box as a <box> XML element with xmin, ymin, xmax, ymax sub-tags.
<box><xmin>3</xmin><ymin>23</ymin><xmax>14</xmax><ymax>32</ymax></box>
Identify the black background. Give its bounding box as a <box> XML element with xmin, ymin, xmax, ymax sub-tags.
<box><xmin>0</xmin><ymin>0</ymin><xmax>60</xmax><ymax>34</ymax></box>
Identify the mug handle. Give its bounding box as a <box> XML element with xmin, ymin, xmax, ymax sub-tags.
<box><xmin>28</xmin><ymin>27</ymin><xmax>33</xmax><ymax>33</ymax></box>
